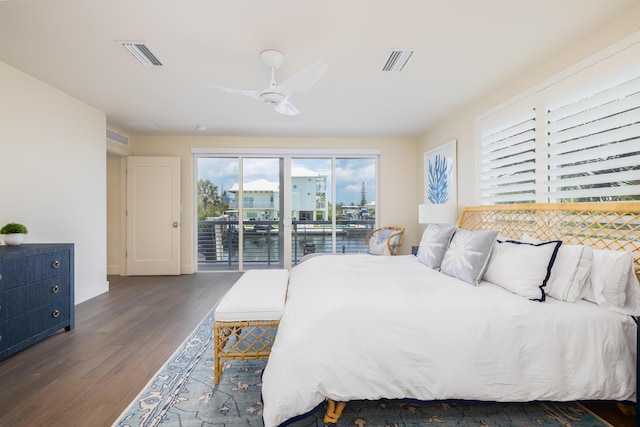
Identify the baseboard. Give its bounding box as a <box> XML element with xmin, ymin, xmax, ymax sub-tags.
<box><xmin>75</xmin><ymin>279</ymin><xmax>109</xmax><ymax>304</ymax></box>
<box><xmin>108</xmin><ymin>264</ymin><xmax>194</xmax><ymax>275</ymax></box>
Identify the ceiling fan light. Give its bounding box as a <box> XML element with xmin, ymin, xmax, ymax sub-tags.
<box><xmin>260</xmin><ymin>92</ymin><xmax>286</xmax><ymax>105</ymax></box>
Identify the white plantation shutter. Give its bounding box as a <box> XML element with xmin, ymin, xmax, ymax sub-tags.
<box><xmin>545</xmin><ymin>63</ymin><xmax>640</xmax><ymax>202</ymax></box>
<box><xmin>479</xmin><ymin>50</ymin><xmax>640</xmax><ymax>205</ymax></box>
<box><xmin>480</xmin><ymin>109</ymin><xmax>537</xmax><ymax>204</ymax></box>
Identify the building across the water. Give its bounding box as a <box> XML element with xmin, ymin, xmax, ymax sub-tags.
<box><xmin>228</xmin><ymin>166</ymin><xmax>328</xmax><ymax>221</ymax></box>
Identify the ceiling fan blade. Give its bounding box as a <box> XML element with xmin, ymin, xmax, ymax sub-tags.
<box><xmin>203</xmin><ymin>83</ymin><xmax>261</xmax><ymax>100</ymax></box>
<box><xmin>274</xmin><ymin>99</ymin><xmax>300</xmax><ymax>116</ymax></box>
<box><xmin>275</xmin><ymin>59</ymin><xmax>327</xmax><ymax>97</ymax></box>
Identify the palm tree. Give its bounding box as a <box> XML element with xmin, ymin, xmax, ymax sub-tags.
<box><xmin>198</xmin><ymin>179</ymin><xmax>218</xmax><ymax>211</ymax></box>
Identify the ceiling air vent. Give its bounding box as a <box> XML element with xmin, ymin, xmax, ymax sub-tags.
<box><xmin>382</xmin><ymin>50</ymin><xmax>414</xmax><ymax>72</ymax></box>
<box><xmin>118</xmin><ymin>41</ymin><xmax>164</xmax><ymax>67</ymax></box>
<box><xmin>106</xmin><ymin>128</ymin><xmax>129</xmax><ymax>146</ymax></box>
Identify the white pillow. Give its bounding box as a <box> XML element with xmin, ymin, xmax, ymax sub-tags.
<box><xmin>585</xmin><ymin>249</ymin><xmax>640</xmax><ymax>315</ymax></box>
<box><xmin>483</xmin><ymin>239</ymin><xmax>562</xmax><ymax>301</ymax></box>
<box><xmin>416</xmin><ymin>223</ymin><xmax>456</xmax><ymax>270</ymax></box>
<box><xmin>521</xmin><ymin>234</ymin><xmax>592</xmax><ymax>302</ymax></box>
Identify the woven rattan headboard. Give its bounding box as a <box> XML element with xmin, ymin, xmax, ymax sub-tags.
<box><xmin>458</xmin><ymin>202</ymin><xmax>640</xmax><ymax>282</ymax></box>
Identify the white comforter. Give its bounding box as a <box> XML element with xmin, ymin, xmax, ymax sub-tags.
<box><xmin>261</xmin><ymin>254</ymin><xmax>637</xmax><ymax>427</ymax></box>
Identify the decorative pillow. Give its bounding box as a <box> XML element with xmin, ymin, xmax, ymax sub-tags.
<box><xmin>416</xmin><ymin>223</ymin><xmax>456</xmax><ymax>270</ymax></box>
<box><xmin>584</xmin><ymin>249</ymin><xmax>640</xmax><ymax>315</ymax></box>
<box><xmin>483</xmin><ymin>239</ymin><xmax>562</xmax><ymax>301</ymax></box>
<box><xmin>367</xmin><ymin>229</ymin><xmax>396</xmax><ymax>256</ymax></box>
<box><xmin>440</xmin><ymin>229</ymin><xmax>500</xmax><ymax>286</ymax></box>
<box><xmin>521</xmin><ymin>234</ymin><xmax>592</xmax><ymax>302</ymax></box>
<box><xmin>368</xmin><ymin>234</ymin><xmax>390</xmax><ymax>255</ymax></box>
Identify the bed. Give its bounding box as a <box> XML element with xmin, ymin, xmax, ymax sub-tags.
<box><xmin>261</xmin><ymin>202</ymin><xmax>640</xmax><ymax>427</ymax></box>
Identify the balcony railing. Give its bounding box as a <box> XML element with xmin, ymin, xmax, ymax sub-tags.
<box><xmin>197</xmin><ymin>219</ymin><xmax>375</xmax><ymax>270</ymax></box>
<box><xmin>228</xmin><ymin>201</ymin><xmax>276</xmax><ymax>209</ymax></box>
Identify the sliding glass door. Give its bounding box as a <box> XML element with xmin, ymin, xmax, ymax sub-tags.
<box><xmin>196</xmin><ymin>157</ymin><xmax>239</xmax><ymax>270</ymax></box>
<box><xmin>334</xmin><ymin>157</ymin><xmax>376</xmax><ymax>254</ymax></box>
<box><xmin>290</xmin><ymin>158</ymin><xmax>332</xmax><ymax>263</ymax></box>
<box><xmin>241</xmin><ymin>158</ymin><xmax>284</xmax><ymax>269</ymax></box>
<box><xmin>195</xmin><ymin>150</ymin><xmax>378</xmax><ymax>271</ymax></box>
<box><xmin>289</xmin><ymin>157</ymin><xmax>377</xmax><ymax>263</ymax></box>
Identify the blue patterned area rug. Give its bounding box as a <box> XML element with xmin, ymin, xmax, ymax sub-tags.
<box><xmin>112</xmin><ymin>308</ymin><xmax>611</xmax><ymax>427</ymax></box>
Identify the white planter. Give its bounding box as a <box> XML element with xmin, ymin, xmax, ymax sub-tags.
<box><xmin>4</xmin><ymin>233</ymin><xmax>25</xmax><ymax>246</ymax></box>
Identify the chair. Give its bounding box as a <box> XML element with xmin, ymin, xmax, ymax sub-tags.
<box><xmin>365</xmin><ymin>226</ymin><xmax>405</xmax><ymax>256</ymax></box>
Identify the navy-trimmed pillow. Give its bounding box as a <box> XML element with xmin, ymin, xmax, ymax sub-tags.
<box><xmin>482</xmin><ymin>239</ymin><xmax>562</xmax><ymax>301</ymax></box>
<box><xmin>521</xmin><ymin>234</ymin><xmax>592</xmax><ymax>302</ymax></box>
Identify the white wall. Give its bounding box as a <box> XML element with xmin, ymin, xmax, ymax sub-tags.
<box><xmin>115</xmin><ymin>135</ymin><xmax>419</xmax><ymax>273</ymax></box>
<box><xmin>0</xmin><ymin>61</ymin><xmax>108</xmax><ymax>304</ymax></box>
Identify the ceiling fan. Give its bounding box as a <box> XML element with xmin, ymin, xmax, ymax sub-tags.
<box><xmin>207</xmin><ymin>50</ymin><xmax>327</xmax><ymax>116</ymax></box>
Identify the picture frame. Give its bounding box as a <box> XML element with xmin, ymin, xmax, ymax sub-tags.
<box><xmin>424</xmin><ymin>140</ymin><xmax>457</xmax><ymax>207</ymax></box>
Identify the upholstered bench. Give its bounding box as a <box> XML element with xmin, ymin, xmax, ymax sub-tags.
<box><xmin>213</xmin><ymin>269</ymin><xmax>288</xmax><ymax>384</ymax></box>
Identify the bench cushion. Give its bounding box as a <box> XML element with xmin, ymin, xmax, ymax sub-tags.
<box><xmin>214</xmin><ymin>269</ymin><xmax>288</xmax><ymax>321</ymax></box>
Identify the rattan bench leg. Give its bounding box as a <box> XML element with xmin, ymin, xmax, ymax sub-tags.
<box><xmin>213</xmin><ymin>320</ymin><xmax>280</xmax><ymax>385</ymax></box>
<box><xmin>323</xmin><ymin>399</ymin><xmax>346</xmax><ymax>425</ymax></box>
<box><xmin>213</xmin><ymin>322</ymin><xmax>223</xmax><ymax>384</ymax></box>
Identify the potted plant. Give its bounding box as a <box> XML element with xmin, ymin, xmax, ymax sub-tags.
<box><xmin>1</xmin><ymin>222</ymin><xmax>29</xmax><ymax>246</ymax></box>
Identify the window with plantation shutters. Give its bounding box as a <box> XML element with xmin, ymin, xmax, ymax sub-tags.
<box><xmin>480</xmin><ymin>109</ymin><xmax>537</xmax><ymax>204</ymax></box>
<box><xmin>478</xmin><ymin>36</ymin><xmax>640</xmax><ymax>205</ymax></box>
<box><xmin>545</xmin><ymin>63</ymin><xmax>640</xmax><ymax>202</ymax></box>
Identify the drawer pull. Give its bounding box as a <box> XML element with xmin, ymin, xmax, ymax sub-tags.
<box><xmin>52</xmin><ymin>260</ymin><xmax>60</xmax><ymax>268</ymax></box>
<box><xmin>52</xmin><ymin>285</ymin><xmax>60</xmax><ymax>293</ymax></box>
<box><xmin>0</xmin><ymin>273</ymin><xmax>2</xmax><ymax>281</ymax></box>
<box><xmin>52</xmin><ymin>309</ymin><xmax>60</xmax><ymax>318</ymax></box>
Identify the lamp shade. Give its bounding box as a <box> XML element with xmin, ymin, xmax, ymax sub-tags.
<box><xmin>418</xmin><ymin>203</ymin><xmax>457</xmax><ymax>224</ymax></box>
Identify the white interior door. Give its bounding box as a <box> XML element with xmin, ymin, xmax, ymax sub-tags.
<box><xmin>126</xmin><ymin>156</ymin><xmax>181</xmax><ymax>275</ymax></box>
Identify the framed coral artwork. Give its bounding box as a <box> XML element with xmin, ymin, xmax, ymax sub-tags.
<box><xmin>424</xmin><ymin>140</ymin><xmax>457</xmax><ymax>207</ymax></box>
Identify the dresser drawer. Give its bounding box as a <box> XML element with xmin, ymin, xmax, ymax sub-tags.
<box><xmin>0</xmin><ymin>257</ymin><xmax>30</xmax><ymax>289</ymax></box>
<box><xmin>0</xmin><ymin>250</ymin><xmax>69</xmax><ymax>290</ymax></box>
<box><xmin>0</xmin><ymin>275</ymin><xmax>70</xmax><ymax>321</ymax></box>
<box><xmin>0</xmin><ymin>299</ymin><xmax>71</xmax><ymax>352</ymax></box>
<box><xmin>27</xmin><ymin>250</ymin><xmax>70</xmax><ymax>282</ymax></box>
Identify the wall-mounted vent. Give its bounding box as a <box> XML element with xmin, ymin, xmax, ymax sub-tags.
<box><xmin>118</xmin><ymin>41</ymin><xmax>164</xmax><ymax>67</ymax></box>
<box><xmin>382</xmin><ymin>49</ymin><xmax>414</xmax><ymax>72</ymax></box>
<box><xmin>106</xmin><ymin>128</ymin><xmax>129</xmax><ymax>146</ymax></box>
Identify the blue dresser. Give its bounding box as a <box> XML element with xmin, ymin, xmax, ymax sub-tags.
<box><xmin>0</xmin><ymin>244</ymin><xmax>74</xmax><ymax>360</ymax></box>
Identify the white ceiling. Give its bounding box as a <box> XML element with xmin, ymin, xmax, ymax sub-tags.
<box><xmin>1</xmin><ymin>0</ymin><xmax>637</xmax><ymax>138</ymax></box>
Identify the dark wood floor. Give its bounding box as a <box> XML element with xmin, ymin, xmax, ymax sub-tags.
<box><xmin>582</xmin><ymin>400</ymin><xmax>636</xmax><ymax>427</ymax></box>
<box><xmin>0</xmin><ymin>272</ymin><xmax>239</xmax><ymax>427</ymax></box>
<box><xmin>0</xmin><ymin>272</ymin><xmax>635</xmax><ymax>427</ymax></box>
